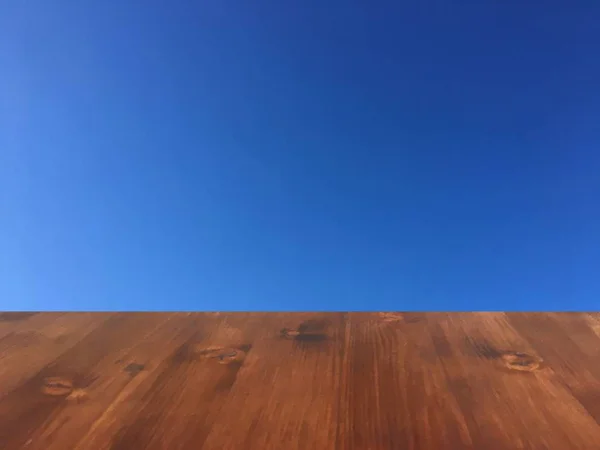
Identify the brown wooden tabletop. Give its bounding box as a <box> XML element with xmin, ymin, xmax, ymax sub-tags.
<box><xmin>1</xmin><ymin>312</ymin><xmax>600</xmax><ymax>449</ymax></box>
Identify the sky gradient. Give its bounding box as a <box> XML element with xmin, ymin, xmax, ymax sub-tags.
<box><xmin>1</xmin><ymin>1</ymin><xmax>599</xmax><ymax>310</ymax></box>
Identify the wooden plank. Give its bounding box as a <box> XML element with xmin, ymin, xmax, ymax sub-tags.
<box><xmin>0</xmin><ymin>313</ymin><xmax>172</xmax><ymax>450</ymax></box>
<box><xmin>434</xmin><ymin>313</ymin><xmax>600</xmax><ymax>449</ymax></box>
<box><xmin>2</xmin><ymin>312</ymin><xmax>600</xmax><ymax>449</ymax></box>
<box><xmin>337</xmin><ymin>312</ymin><xmax>472</xmax><ymax>450</ymax></box>
<box><xmin>0</xmin><ymin>313</ymin><xmax>68</xmax><ymax>346</ymax></box>
<box><xmin>0</xmin><ymin>312</ymin><xmax>44</xmax><ymax>339</ymax></box>
<box><xmin>86</xmin><ymin>312</ymin><xmax>264</xmax><ymax>450</ymax></box>
<box><xmin>200</xmin><ymin>312</ymin><xmax>346</xmax><ymax>450</ymax></box>
<box><xmin>0</xmin><ymin>313</ymin><xmax>113</xmax><ymax>398</ymax></box>
<box><xmin>507</xmin><ymin>312</ymin><xmax>600</xmax><ymax>424</ymax></box>
<box><xmin>17</xmin><ymin>313</ymin><xmax>216</xmax><ymax>450</ymax></box>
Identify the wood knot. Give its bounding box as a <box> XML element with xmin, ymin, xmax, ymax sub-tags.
<box><xmin>280</xmin><ymin>319</ymin><xmax>329</xmax><ymax>343</ymax></box>
<box><xmin>379</xmin><ymin>312</ymin><xmax>404</xmax><ymax>322</ymax></box>
<box><xmin>41</xmin><ymin>377</ymin><xmax>73</xmax><ymax>396</ymax></box>
<box><xmin>501</xmin><ymin>351</ymin><xmax>542</xmax><ymax>372</ymax></box>
<box><xmin>465</xmin><ymin>337</ymin><xmax>502</xmax><ymax>359</ymax></box>
<box><xmin>378</xmin><ymin>312</ymin><xmax>424</xmax><ymax>323</ymax></box>
<box><xmin>280</xmin><ymin>328</ymin><xmax>296</xmax><ymax>337</ymax></box>
<box><xmin>197</xmin><ymin>346</ymin><xmax>247</xmax><ymax>364</ymax></box>
<box><xmin>280</xmin><ymin>327</ymin><xmax>327</xmax><ymax>342</ymax></box>
<box><xmin>124</xmin><ymin>362</ymin><xmax>145</xmax><ymax>376</ymax></box>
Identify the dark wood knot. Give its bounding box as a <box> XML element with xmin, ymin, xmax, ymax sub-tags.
<box><xmin>124</xmin><ymin>362</ymin><xmax>145</xmax><ymax>376</ymax></box>
<box><xmin>280</xmin><ymin>327</ymin><xmax>327</xmax><ymax>342</ymax></box>
<box><xmin>465</xmin><ymin>338</ymin><xmax>502</xmax><ymax>359</ymax></box>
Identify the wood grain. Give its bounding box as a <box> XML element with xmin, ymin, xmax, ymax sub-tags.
<box><xmin>1</xmin><ymin>312</ymin><xmax>600</xmax><ymax>449</ymax></box>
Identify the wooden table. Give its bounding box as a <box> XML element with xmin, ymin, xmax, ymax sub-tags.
<box><xmin>1</xmin><ymin>312</ymin><xmax>600</xmax><ymax>449</ymax></box>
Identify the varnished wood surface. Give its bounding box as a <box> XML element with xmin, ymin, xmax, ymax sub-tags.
<box><xmin>1</xmin><ymin>312</ymin><xmax>600</xmax><ymax>449</ymax></box>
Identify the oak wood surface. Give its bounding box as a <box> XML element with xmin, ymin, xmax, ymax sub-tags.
<box><xmin>1</xmin><ymin>312</ymin><xmax>600</xmax><ymax>449</ymax></box>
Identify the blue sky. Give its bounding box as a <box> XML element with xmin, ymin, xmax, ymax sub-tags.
<box><xmin>1</xmin><ymin>1</ymin><xmax>599</xmax><ymax>311</ymax></box>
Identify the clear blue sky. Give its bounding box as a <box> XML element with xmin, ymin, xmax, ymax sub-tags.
<box><xmin>1</xmin><ymin>1</ymin><xmax>599</xmax><ymax>311</ymax></box>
